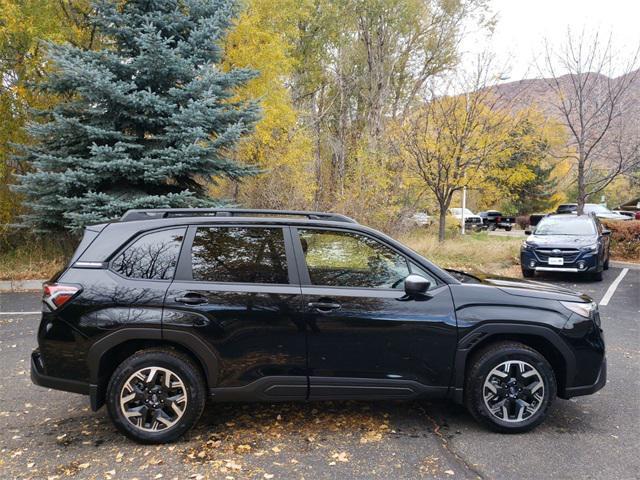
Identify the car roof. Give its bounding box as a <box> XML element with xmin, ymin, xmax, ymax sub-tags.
<box><xmin>545</xmin><ymin>213</ymin><xmax>593</xmax><ymax>220</ymax></box>
<box><xmin>119</xmin><ymin>208</ymin><xmax>357</xmax><ymax>224</ymax></box>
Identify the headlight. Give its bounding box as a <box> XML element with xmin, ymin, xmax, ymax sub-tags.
<box><xmin>521</xmin><ymin>241</ymin><xmax>534</xmax><ymax>250</ymax></box>
<box><xmin>581</xmin><ymin>243</ymin><xmax>598</xmax><ymax>252</ymax></box>
<box><xmin>561</xmin><ymin>301</ymin><xmax>597</xmax><ymax>318</ymax></box>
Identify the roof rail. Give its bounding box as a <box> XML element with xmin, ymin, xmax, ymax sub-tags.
<box><xmin>119</xmin><ymin>208</ymin><xmax>358</xmax><ymax>224</ymax></box>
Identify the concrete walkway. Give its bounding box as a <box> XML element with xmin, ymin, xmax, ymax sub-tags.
<box><xmin>0</xmin><ymin>279</ymin><xmax>46</xmax><ymax>292</ymax></box>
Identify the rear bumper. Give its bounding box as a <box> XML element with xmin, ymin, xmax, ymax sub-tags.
<box><xmin>31</xmin><ymin>350</ymin><xmax>102</xmax><ymax>410</ymax></box>
<box><xmin>561</xmin><ymin>357</ymin><xmax>607</xmax><ymax>399</ymax></box>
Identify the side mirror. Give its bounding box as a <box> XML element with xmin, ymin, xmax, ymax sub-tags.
<box><xmin>602</xmin><ymin>229</ymin><xmax>611</xmax><ymax>236</ymax></box>
<box><xmin>404</xmin><ymin>274</ymin><xmax>430</xmax><ymax>296</ymax></box>
<box><xmin>524</xmin><ymin>229</ymin><xmax>532</xmax><ymax>235</ymax></box>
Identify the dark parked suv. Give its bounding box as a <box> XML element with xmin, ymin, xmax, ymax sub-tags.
<box><xmin>521</xmin><ymin>214</ymin><xmax>610</xmax><ymax>281</ymax></box>
<box><xmin>32</xmin><ymin>209</ymin><xmax>606</xmax><ymax>443</ymax></box>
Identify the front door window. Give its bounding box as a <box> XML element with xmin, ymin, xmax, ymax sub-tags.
<box><xmin>298</xmin><ymin>229</ymin><xmax>410</xmax><ymax>289</ymax></box>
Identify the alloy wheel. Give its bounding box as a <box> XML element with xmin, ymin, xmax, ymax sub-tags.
<box><xmin>483</xmin><ymin>360</ymin><xmax>544</xmax><ymax>423</ymax></box>
<box><xmin>119</xmin><ymin>366</ymin><xmax>188</xmax><ymax>432</ymax></box>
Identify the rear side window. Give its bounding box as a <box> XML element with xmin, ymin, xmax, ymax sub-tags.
<box><xmin>191</xmin><ymin>227</ymin><xmax>288</xmax><ymax>284</ymax></box>
<box><xmin>111</xmin><ymin>228</ymin><xmax>186</xmax><ymax>280</ymax></box>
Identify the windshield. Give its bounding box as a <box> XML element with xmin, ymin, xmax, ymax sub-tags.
<box><xmin>534</xmin><ymin>217</ymin><xmax>596</xmax><ymax>236</ymax></box>
<box><xmin>584</xmin><ymin>204</ymin><xmax>612</xmax><ymax>214</ymax></box>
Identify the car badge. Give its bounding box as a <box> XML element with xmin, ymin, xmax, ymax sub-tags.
<box><xmin>552</xmin><ymin>249</ymin><xmax>561</xmax><ymax>254</ymax></box>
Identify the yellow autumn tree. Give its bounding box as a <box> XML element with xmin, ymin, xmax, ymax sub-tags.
<box><xmin>0</xmin><ymin>0</ymin><xmax>92</xmax><ymax>225</ymax></box>
<box><xmin>391</xmin><ymin>90</ymin><xmax>514</xmax><ymax>241</ymax></box>
<box><xmin>216</xmin><ymin>0</ymin><xmax>315</xmax><ymax>209</ymax></box>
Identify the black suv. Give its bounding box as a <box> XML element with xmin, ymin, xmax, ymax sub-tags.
<box><xmin>31</xmin><ymin>209</ymin><xmax>606</xmax><ymax>443</ymax></box>
<box><xmin>521</xmin><ymin>214</ymin><xmax>610</xmax><ymax>281</ymax></box>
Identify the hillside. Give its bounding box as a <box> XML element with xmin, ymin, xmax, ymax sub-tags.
<box><xmin>490</xmin><ymin>70</ymin><xmax>640</xmax><ymax>128</ymax></box>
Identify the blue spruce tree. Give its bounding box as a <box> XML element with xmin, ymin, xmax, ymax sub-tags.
<box><xmin>15</xmin><ymin>0</ymin><xmax>259</xmax><ymax>231</ymax></box>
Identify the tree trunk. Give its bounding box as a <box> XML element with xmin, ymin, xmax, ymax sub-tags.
<box><xmin>577</xmin><ymin>144</ymin><xmax>585</xmax><ymax>215</ymax></box>
<box><xmin>438</xmin><ymin>202</ymin><xmax>448</xmax><ymax>242</ymax></box>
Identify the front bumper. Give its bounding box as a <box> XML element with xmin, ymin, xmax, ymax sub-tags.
<box><xmin>561</xmin><ymin>357</ymin><xmax>607</xmax><ymax>399</ymax></box>
<box><xmin>521</xmin><ymin>249</ymin><xmax>600</xmax><ymax>273</ymax></box>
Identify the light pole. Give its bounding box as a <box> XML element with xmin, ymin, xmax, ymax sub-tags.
<box><xmin>461</xmin><ymin>186</ymin><xmax>467</xmax><ymax>235</ymax></box>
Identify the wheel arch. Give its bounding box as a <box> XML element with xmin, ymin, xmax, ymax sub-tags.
<box><xmin>451</xmin><ymin>323</ymin><xmax>575</xmax><ymax>403</ymax></box>
<box><xmin>87</xmin><ymin>328</ymin><xmax>218</xmax><ymax>410</ymax></box>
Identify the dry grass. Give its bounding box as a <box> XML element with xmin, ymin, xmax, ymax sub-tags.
<box><xmin>0</xmin><ymin>237</ymin><xmax>69</xmax><ymax>281</ymax></box>
<box><xmin>401</xmin><ymin>231</ymin><xmax>523</xmax><ymax>278</ymax></box>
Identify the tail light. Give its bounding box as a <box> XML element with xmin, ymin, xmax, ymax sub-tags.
<box><xmin>496</xmin><ymin>216</ymin><xmax>501</xmax><ymax>222</ymax></box>
<box><xmin>635</xmin><ymin>212</ymin><xmax>640</xmax><ymax>220</ymax></box>
<box><xmin>43</xmin><ymin>283</ymin><xmax>81</xmax><ymax>310</ymax></box>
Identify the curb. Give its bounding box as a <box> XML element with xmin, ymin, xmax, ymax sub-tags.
<box><xmin>0</xmin><ymin>279</ymin><xmax>47</xmax><ymax>292</ymax></box>
<box><xmin>610</xmin><ymin>261</ymin><xmax>640</xmax><ymax>270</ymax></box>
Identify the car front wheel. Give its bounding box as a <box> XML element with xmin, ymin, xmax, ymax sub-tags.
<box><xmin>521</xmin><ymin>267</ymin><xmax>535</xmax><ymax>278</ymax></box>
<box><xmin>465</xmin><ymin>342</ymin><xmax>556</xmax><ymax>433</ymax></box>
<box><xmin>106</xmin><ymin>349</ymin><xmax>206</xmax><ymax>444</ymax></box>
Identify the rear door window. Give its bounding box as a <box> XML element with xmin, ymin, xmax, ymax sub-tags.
<box><xmin>111</xmin><ymin>228</ymin><xmax>186</xmax><ymax>280</ymax></box>
<box><xmin>191</xmin><ymin>227</ymin><xmax>289</xmax><ymax>284</ymax></box>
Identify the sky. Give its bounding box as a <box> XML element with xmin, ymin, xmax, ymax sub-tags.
<box><xmin>460</xmin><ymin>0</ymin><xmax>640</xmax><ymax>82</ymax></box>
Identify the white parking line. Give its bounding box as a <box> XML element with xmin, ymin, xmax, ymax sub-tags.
<box><xmin>0</xmin><ymin>311</ymin><xmax>40</xmax><ymax>315</ymax></box>
<box><xmin>599</xmin><ymin>268</ymin><xmax>629</xmax><ymax>306</ymax></box>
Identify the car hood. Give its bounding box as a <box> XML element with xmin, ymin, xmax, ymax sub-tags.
<box><xmin>446</xmin><ymin>269</ymin><xmax>591</xmax><ymax>302</ymax></box>
<box><xmin>596</xmin><ymin>213</ymin><xmax>630</xmax><ymax>220</ymax></box>
<box><xmin>525</xmin><ymin>234</ymin><xmax>597</xmax><ymax>248</ymax></box>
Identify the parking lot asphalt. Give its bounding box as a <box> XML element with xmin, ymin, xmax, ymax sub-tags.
<box><xmin>0</xmin><ymin>267</ymin><xmax>638</xmax><ymax>480</ymax></box>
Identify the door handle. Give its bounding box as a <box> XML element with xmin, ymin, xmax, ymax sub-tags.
<box><xmin>175</xmin><ymin>294</ymin><xmax>208</xmax><ymax>305</ymax></box>
<box><xmin>308</xmin><ymin>301</ymin><xmax>341</xmax><ymax>312</ymax></box>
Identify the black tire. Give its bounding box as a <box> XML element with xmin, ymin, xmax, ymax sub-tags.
<box><xmin>106</xmin><ymin>348</ymin><xmax>206</xmax><ymax>444</ymax></box>
<box><xmin>505</xmin><ymin>226</ymin><xmax>512</xmax><ymax>232</ymax></box>
<box><xmin>465</xmin><ymin>342</ymin><xmax>556</xmax><ymax>433</ymax></box>
<box><xmin>521</xmin><ymin>268</ymin><xmax>535</xmax><ymax>278</ymax></box>
<box><xmin>590</xmin><ymin>270</ymin><xmax>603</xmax><ymax>281</ymax></box>
<box><xmin>489</xmin><ymin>224</ymin><xmax>497</xmax><ymax>231</ymax></box>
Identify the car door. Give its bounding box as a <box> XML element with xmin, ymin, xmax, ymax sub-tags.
<box><xmin>163</xmin><ymin>223</ymin><xmax>307</xmax><ymax>400</ymax></box>
<box><xmin>291</xmin><ymin>227</ymin><xmax>458</xmax><ymax>400</ymax></box>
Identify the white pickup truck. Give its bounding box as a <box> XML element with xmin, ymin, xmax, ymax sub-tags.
<box><xmin>449</xmin><ymin>208</ymin><xmax>487</xmax><ymax>231</ymax></box>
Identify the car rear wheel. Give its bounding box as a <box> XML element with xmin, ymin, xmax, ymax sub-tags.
<box><xmin>465</xmin><ymin>342</ymin><xmax>556</xmax><ymax>433</ymax></box>
<box><xmin>106</xmin><ymin>349</ymin><xmax>206</xmax><ymax>444</ymax></box>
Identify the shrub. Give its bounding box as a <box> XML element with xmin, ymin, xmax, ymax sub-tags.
<box><xmin>516</xmin><ymin>215</ymin><xmax>529</xmax><ymax>229</ymax></box>
<box><xmin>602</xmin><ymin>220</ymin><xmax>640</xmax><ymax>261</ymax></box>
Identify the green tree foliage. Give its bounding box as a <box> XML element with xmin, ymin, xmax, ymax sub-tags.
<box><xmin>14</xmin><ymin>0</ymin><xmax>259</xmax><ymax>231</ymax></box>
<box><xmin>291</xmin><ymin>0</ymin><xmax>491</xmax><ymax>215</ymax></box>
<box><xmin>481</xmin><ymin>112</ymin><xmax>567</xmax><ymax>215</ymax></box>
